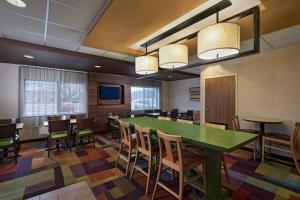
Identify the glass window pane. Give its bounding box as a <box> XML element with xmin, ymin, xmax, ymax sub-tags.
<box><xmin>131</xmin><ymin>86</ymin><xmax>160</xmax><ymax>111</ymax></box>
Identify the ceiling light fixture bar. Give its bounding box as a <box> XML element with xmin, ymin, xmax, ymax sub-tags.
<box><xmin>140</xmin><ymin>0</ymin><xmax>232</xmax><ymax>49</ymax></box>
<box><xmin>43</xmin><ymin>0</ymin><xmax>50</xmax><ymax>44</ymax></box>
<box><xmin>138</xmin><ymin>6</ymin><xmax>260</xmax><ymax>80</ymax></box>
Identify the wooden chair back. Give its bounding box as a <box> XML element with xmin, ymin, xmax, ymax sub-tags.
<box><xmin>177</xmin><ymin>119</ymin><xmax>193</xmax><ymax>125</ymax></box>
<box><xmin>158</xmin><ymin>116</ymin><xmax>171</xmax><ymax>121</ymax></box>
<box><xmin>48</xmin><ymin>116</ymin><xmax>61</xmax><ymax>121</ymax></box>
<box><xmin>187</xmin><ymin>110</ymin><xmax>194</xmax><ymax>121</ymax></box>
<box><xmin>70</xmin><ymin>114</ymin><xmax>85</xmax><ymax>119</ymax></box>
<box><xmin>0</xmin><ymin>118</ymin><xmax>19</xmax><ymax>125</ymax></box>
<box><xmin>170</xmin><ymin>109</ymin><xmax>178</xmax><ymax>119</ymax></box>
<box><xmin>232</xmin><ymin>116</ymin><xmax>241</xmax><ymax>131</ymax></box>
<box><xmin>119</xmin><ymin>121</ymin><xmax>133</xmax><ymax>146</ymax></box>
<box><xmin>201</xmin><ymin>122</ymin><xmax>226</xmax><ymax>130</ymax></box>
<box><xmin>0</xmin><ymin>124</ymin><xmax>16</xmax><ymax>140</ymax></box>
<box><xmin>135</xmin><ymin>125</ymin><xmax>152</xmax><ymax>156</ymax></box>
<box><xmin>193</xmin><ymin>111</ymin><xmax>200</xmax><ymax>124</ymax></box>
<box><xmin>157</xmin><ymin>130</ymin><xmax>183</xmax><ymax>170</ymax></box>
<box><xmin>291</xmin><ymin>122</ymin><xmax>300</xmax><ymax>156</ymax></box>
<box><xmin>48</xmin><ymin>119</ymin><xmax>70</xmax><ymax>133</ymax></box>
<box><xmin>77</xmin><ymin>118</ymin><xmax>94</xmax><ymax>130</ymax></box>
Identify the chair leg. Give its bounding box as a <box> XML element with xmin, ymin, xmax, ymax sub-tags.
<box><xmin>130</xmin><ymin>151</ymin><xmax>138</xmax><ymax>180</ymax></box>
<box><xmin>152</xmin><ymin>160</ymin><xmax>162</xmax><ymax>200</ymax></box>
<box><xmin>75</xmin><ymin>135</ymin><xmax>78</xmax><ymax>151</ymax></box>
<box><xmin>126</xmin><ymin>147</ymin><xmax>132</xmax><ymax>176</ymax></box>
<box><xmin>14</xmin><ymin>145</ymin><xmax>18</xmax><ymax>164</ymax></box>
<box><xmin>92</xmin><ymin>134</ymin><xmax>96</xmax><ymax>148</ymax></box>
<box><xmin>145</xmin><ymin>155</ymin><xmax>152</xmax><ymax>196</ymax></box>
<box><xmin>115</xmin><ymin>143</ymin><xmax>122</xmax><ymax>167</ymax></box>
<box><xmin>221</xmin><ymin>155</ymin><xmax>230</xmax><ymax>184</ymax></box>
<box><xmin>262</xmin><ymin>138</ymin><xmax>265</xmax><ymax>163</ymax></box>
<box><xmin>291</xmin><ymin>151</ymin><xmax>300</xmax><ymax>175</ymax></box>
<box><xmin>48</xmin><ymin>139</ymin><xmax>51</xmax><ymax>158</ymax></box>
<box><xmin>253</xmin><ymin>140</ymin><xmax>256</xmax><ymax>161</ymax></box>
<box><xmin>179</xmin><ymin>169</ymin><xmax>184</xmax><ymax>200</ymax></box>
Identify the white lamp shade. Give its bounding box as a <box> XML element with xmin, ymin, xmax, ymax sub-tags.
<box><xmin>197</xmin><ymin>23</ymin><xmax>240</xmax><ymax>60</ymax></box>
<box><xmin>159</xmin><ymin>44</ymin><xmax>188</xmax><ymax>69</ymax></box>
<box><xmin>135</xmin><ymin>56</ymin><xmax>158</xmax><ymax>75</ymax></box>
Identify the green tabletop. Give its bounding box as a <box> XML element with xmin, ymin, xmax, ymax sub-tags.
<box><xmin>121</xmin><ymin>116</ymin><xmax>257</xmax><ymax>153</ymax></box>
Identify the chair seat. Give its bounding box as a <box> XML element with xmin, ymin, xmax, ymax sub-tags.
<box><xmin>111</xmin><ymin>124</ymin><xmax>119</xmax><ymax>129</ymax></box>
<box><xmin>51</xmin><ymin>131</ymin><xmax>68</xmax><ymax>139</ymax></box>
<box><xmin>78</xmin><ymin>129</ymin><xmax>92</xmax><ymax>136</ymax></box>
<box><xmin>240</xmin><ymin>129</ymin><xmax>260</xmax><ymax>134</ymax></box>
<box><xmin>0</xmin><ymin>138</ymin><xmax>13</xmax><ymax>147</ymax></box>
<box><xmin>264</xmin><ymin>132</ymin><xmax>290</xmax><ymax>141</ymax></box>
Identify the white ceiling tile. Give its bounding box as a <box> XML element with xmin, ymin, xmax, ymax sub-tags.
<box><xmin>4</xmin><ymin>30</ymin><xmax>44</xmax><ymax>45</ymax></box>
<box><xmin>102</xmin><ymin>51</ymin><xmax>128</xmax><ymax>60</ymax></box>
<box><xmin>0</xmin><ymin>11</ymin><xmax>44</xmax><ymax>35</ymax></box>
<box><xmin>269</xmin><ymin>34</ymin><xmax>300</xmax><ymax>48</ymax></box>
<box><xmin>48</xmin><ymin>1</ymin><xmax>94</xmax><ymax>31</ymax></box>
<box><xmin>47</xmin><ymin>23</ymin><xmax>84</xmax><ymax>43</ymax></box>
<box><xmin>0</xmin><ymin>0</ymin><xmax>46</xmax><ymax>20</ymax></box>
<box><xmin>78</xmin><ymin>46</ymin><xmax>106</xmax><ymax>56</ymax></box>
<box><xmin>53</xmin><ymin>0</ymin><xmax>107</xmax><ymax>15</ymax></box>
<box><xmin>46</xmin><ymin>37</ymin><xmax>79</xmax><ymax>51</ymax></box>
<box><xmin>122</xmin><ymin>56</ymin><xmax>135</xmax><ymax>62</ymax></box>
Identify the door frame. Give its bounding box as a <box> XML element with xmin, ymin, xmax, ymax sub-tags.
<box><xmin>203</xmin><ymin>74</ymin><xmax>238</xmax><ymax>122</ymax></box>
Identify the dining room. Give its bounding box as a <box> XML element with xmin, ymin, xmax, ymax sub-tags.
<box><xmin>0</xmin><ymin>0</ymin><xmax>300</xmax><ymax>200</ymax></box>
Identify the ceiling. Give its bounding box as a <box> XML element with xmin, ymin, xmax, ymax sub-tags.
<box><xmin>0</xmin><ymin>0</ymin><xmax>300</xmax><ymax>80</ymax></box>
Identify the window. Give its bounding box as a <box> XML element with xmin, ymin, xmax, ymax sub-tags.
<box><xmin>131</xmin><ymin>87</ymin><xmax>160</xmax><ymax>111</ymax></box>
<box><xmin>24</xmin><ymin>80</ymin><xmax>86</xmax><ymax>117</ymax></box>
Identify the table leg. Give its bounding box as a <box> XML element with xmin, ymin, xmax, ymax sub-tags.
<box><xmin>203</xmin><ymin>148</ymin><xmax>223</xmax><ymax>200</ymax></box>
<box><xmin>259</xmin><ymin>123</ymin><xmax>265</xmax><ymax>159</ymax></box>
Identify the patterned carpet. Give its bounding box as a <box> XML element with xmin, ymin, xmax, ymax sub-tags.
<box><xmin>0</xmin><ymin>134</ymin><xmax>299</xmax><ymax>200</ymax></box>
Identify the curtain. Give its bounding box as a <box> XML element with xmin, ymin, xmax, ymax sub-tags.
<box><xmin>131</xmin><ymin>87</ymin><xmax>160</xmax><ymax>111</ymax></box>
<box><xmin>20</xmin><ymin>66</ymin><xmax>87</xmax><ymax>127</ymax></box>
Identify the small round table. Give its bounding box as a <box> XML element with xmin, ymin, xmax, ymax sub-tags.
<box><xmin>244</xmin><ymin>117</ymin><xmax>283</xmax><ymax>159</ymax></box>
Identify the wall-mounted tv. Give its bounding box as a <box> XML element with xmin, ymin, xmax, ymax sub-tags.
<box><xmin>97</xmin><ymin>83</ymin><xmax>124</xmax><ymax>105</ymax></box>
<box><xmin>99</xmin><ymin>86</ymin><xmax>121</xmax><ymax>100</ymax></box>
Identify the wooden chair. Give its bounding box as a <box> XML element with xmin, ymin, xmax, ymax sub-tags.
<box><xmin>0</xmin><ymin>124</ymin><xmax>18</xmax><ymax>164</ymax></box>
<box><xmin>193</xmin><ymin>111</ymin><xmax>200</xmax><ymax>125</ymax></box>
<box><xmin>170</xmin><ymin>109</ymin><xmax>179</xmax><ymax>119</ymax></box>
<box><xmin>262</xmin><ymin>122</ymin><xmax>300</xmax><ymax>174</ymax></box>
<box><xmin>115</xmin><ymin>121</ymin><xmax>136</xmax><ymax>175</ymax></box>
<box><xmin>48</xmin><ymin>119</ymin><xmax>70</xmax><ymax>157</ymax></box>
<box><xmin>48</xmin><ymin>116</ymin><xmax>61</xmax><ymax>121</ymax></box>
<box><xmin>186</xmin><ymin>110</ymin><xmax>194</xmax><ymax>121</ymax></box>
<box><xmin>232</xmin><ymin>116</ymin><xmax>259</xmax><ymax>160</ymax></box>
<box><xmin>130</xmin><ymin>125</ymin><xmax>158</xmax><ymax>195</ymax></box>
<box><xmin>158</xmin><ymin>116</ymin><xmax>171</xmax><ymax>121</ymax></box>
<box><xmin>75</xmin><ymin>118</ymin><xmax>95</xmax><ymax>150</ymax></box>
<box><xmin>176</xmin><ymin>118</ymin><xmax>193</xmax><ymax>125</ymax></box>
<box><xmin>152</xmin><ymin>130</ymin><xmax>205</xmax><ymax>200</ymax></box>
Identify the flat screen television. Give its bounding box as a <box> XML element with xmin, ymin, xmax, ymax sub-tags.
<box><xmin>99</xmin><ymin>86</ymin><xmax>121</xmax><ymax>100</ymax></box>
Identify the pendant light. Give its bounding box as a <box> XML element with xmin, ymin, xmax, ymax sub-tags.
<box><xmin>197</xmin><ymin>12</ymin><xmax>240</xmax><ymax>60</ymax></box>
<box><xmin>159</xmin><ymin>44</ymin><xmax>188</xmax><ymax>69</ymax></box>
<box><xmin>135</xmin><ymin>44</ymin><xmax>158</xmax><ymax>75</ymax></box>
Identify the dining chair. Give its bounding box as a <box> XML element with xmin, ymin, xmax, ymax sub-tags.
<box><xmin>176</xmin><ymin>118</ymin><xmax>193</xmax><ymax>125</ymax></box>
<box><xmin>152</xmin><ymin>130</ymin><xmax>205</xmax><ymax>200</ymax></box>
<box><xmin>115</xmin><ymin>121</ymin><xmax>136</xmax><ymax>175</ymax></box>
<box><xmin>232</xmin><ymin>116</ymin><xmax>259</xmax><ymax>160</ymax></box>
<box><xmin>130</xmin><ymin>125</ymin><xmax>158</xmax><ymax>195</ymax></box>
<box><xmin>0</xmin><ymin>124</ymin><xmax>18</xmax><ymax>164</ymax></box>
<box><xmin>193</xmin><ymin>111</ymin><xmax>200</xmax><ymax>125</ymax></box>
<box><xmin>186</xmin><ymin>110</ymin><xmax>194</xmax><ymax>121</ymax></box>
<box><xmin>158</xmin><ymin>116</ymin><xmax>171</xmax><ymax>121</ymax></box>
<box><xmin>170</xmin><ymin>109</ymin><xmax>179</xmax><ymax>119</ymax></box>
<box><xmin>48</xmin><ymin>119</ymin><xmax>71</xmax><ymax>157</ymax></box>
<box><xmin>75</xmin><ymin>118</ymin><xmax>95</xmax><ymax>150</ymax></box>
<box><xmin>47</xmin><ymin>116</ymin><xmax>62</xmax><ymax>121</ymax></box>
<box><xmin>262</xmin><ymin>122</ymin><xmax>300</xmax><ymax>174</ymax></box>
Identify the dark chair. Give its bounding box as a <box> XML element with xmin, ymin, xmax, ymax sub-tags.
<box><xmin>159</xmin><ymin>112</ymin><xmax>168</xmax><ymax>117</ymax></box>
<box><xmin>186</xmin><ymin>110</ymin><xmax>194</xmax><ymax>121</ymax></box>
<box><xmin>75</xmin><ymin>118</ymin><xmax>95</xmax><ymax>150</ymax></box>
<box><xmin>48</xmin><ymin>119</ymin><xmax>70</xmax><ymax>157</ymax></box>
<box><xmin>70</xmin><ymin>114</ymin><xmax>85</xmax><ymax>119</ymax></box>
<box><xmin>0</xmin><ymin>124</ymin><xmax>19</xmax><ymax>164</ymax></box>
<box><xmin>170</xmin><ymin>109</ymin><xmax>179</xmax><ymax>119</ymax></box>
<box><xmin>47</xmin><ymin>116</ymin><xmax>61</xmax><ymax>121</ymax></box>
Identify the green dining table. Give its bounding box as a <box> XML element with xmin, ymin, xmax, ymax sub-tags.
<box><xmin>121</xmin><ymin>117</ymin><xmax>258</xmax><ymax>200</ymax></box>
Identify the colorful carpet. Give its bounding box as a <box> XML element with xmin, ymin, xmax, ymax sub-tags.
<box><xmin>0</xmin><ymin>134</ymin><xmax>299</xmax><ymax>200</ymax></box>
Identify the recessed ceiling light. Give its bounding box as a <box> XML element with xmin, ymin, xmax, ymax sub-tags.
<box><xmin>168</xmin><ymin>75</ymin><xmax>173</xmax><ymax>78</ymax></box>
<box><xmin>6</xmin><ymin>0</ymin><xmax>27</xmax><ymax>8</ymax></box>
<box><xmin>94</xmin><ymin>65</ymin><xmax>102</xmax><ymax>68</ymax></box>
<box><xmin>24</xmin><ymin>55</ymin><xmax>34</xmax><ymax>59</ymax></box>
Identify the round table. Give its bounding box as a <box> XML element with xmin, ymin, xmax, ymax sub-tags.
<box><xmin>244</xmin><ymin>117</ymin><xmax>283</xmax><ymax>159</ymax></box>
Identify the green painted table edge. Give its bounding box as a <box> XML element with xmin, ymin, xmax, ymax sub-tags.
<box><xmin>120</xmin><ymin>116</ymin><xmax>258</xmax><ymax>153</ymax></box>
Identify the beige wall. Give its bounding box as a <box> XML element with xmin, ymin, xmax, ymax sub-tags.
<box><xmin>200</xmin><ymin>43</ymin><xmax>300</xmax><ymax>135</ymax></box>
<box><xmin>0</xmin><ymin>63</ymin><xmax>19</xmax><ymax>119</ymax></box>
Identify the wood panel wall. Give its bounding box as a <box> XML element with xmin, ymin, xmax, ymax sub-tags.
<box><xmin>88</xmin><ymin>72</ymin><xmax>131</xmax><ymax>131</ymax></box>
